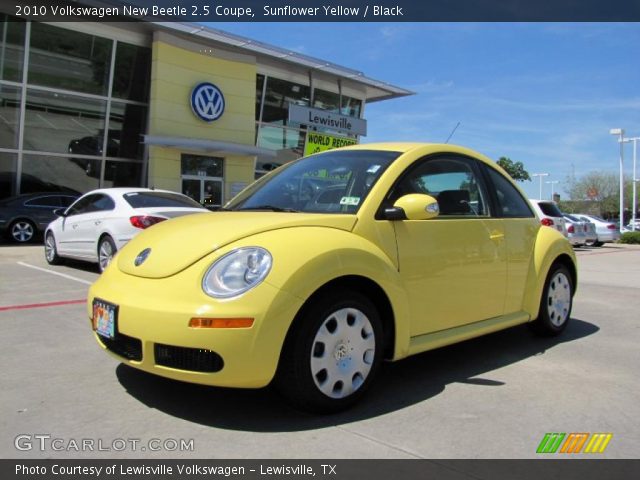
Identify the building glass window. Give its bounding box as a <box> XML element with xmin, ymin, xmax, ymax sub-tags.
<box><xmin>0</xmin><ymin>84</ymin><xmax>21</xmax><ymax>149</ymax></box>
<box><xmin>0</xmin><ymin>16</ymin><xmax>26</xmax><ymax>82</ymax></box>
<box><xmin>21</xmin><ymin>154</ymin><xmax>98</xmax><ymax>195</ymax></box>
<box><xmin>0</xmin><ymin>152</ymin><xmax>18</xmax><ymax>199</ymax></box>
<box><xmin>181</xmin><ymin>154</ymin><xmax>223</xmax><ymax>177</ymax></box>
<box><xmin>28</xmin><ymin>23</ymin><xmax>112</xmax><ymax>96</ymax></box>
<box><xmin>255</xmin><ymin>74</ymin><xmax>265</xmax><ymax>121</ymax></box>
<box><xmin>341</xmin><ymin>95</ymin><xmax>362</xmax><ymax>118</ymax></box>
<box><xmin>23</xmin><ymin>89</ymin><xmax>107</xmax><ymax>156</ymax></box>
<box><xmin>313</xmin><ymin>88</ymin><xmax>340</xmax><ymax>113</ymax></box>
<box><xmin>112</xmin><ymin>42</ymin><xmax>151</xmax><ymax>102</ymax></box>
<box><xmin>256</xmin><ymin>126</ymin><xmax>305</xmax><ymax>165</ymax></box>
<box><xmin>262</xmin><ymin>77</ymin><xmax>310</xmax><ymax>126</ymax></box>
<box><xmin>108</xmin><ymin>102</ymin><xmax>147</xmax><ymax>160</ymax></box>
<box><xmin>103</xmin><ymin>160</ymin><xmax>143</xmax><ymax>188</ymax></box>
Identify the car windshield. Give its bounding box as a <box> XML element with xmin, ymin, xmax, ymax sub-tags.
<box><xmin>226</xmin><ymin>150</ymin><xmax>400</xmax><ymax>214</ymax></box>
<box><xmin>123</xmin><ymin>191</ymin><xmax>203</xmax><ymax>209</ymax></box>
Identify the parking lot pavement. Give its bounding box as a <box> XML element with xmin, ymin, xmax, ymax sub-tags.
<box><xmin>1</xmin><ymin>242</ymin><xmax>639</xmax><ymax>459</ymax></box>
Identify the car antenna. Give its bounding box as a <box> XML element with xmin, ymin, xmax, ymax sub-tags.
<box><xmin>444</xmin><ymin>122</ymin><xmax>460</xmax><ymax>144</ymax></box>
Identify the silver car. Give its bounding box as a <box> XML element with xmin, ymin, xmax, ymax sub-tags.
<box><xmin>563</xmin><ymin>214</ymin><xmax>597</xmax><ymax>247</ymax></box>
<box><xmin>574</xmin><ymin>214</ymin><xmax>620</xmax><ymax>246</ymax></box>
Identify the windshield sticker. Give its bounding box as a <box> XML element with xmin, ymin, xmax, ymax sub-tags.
<box><xmin>367</xmin><ymin>165</ymin><xmax>381</xmax><ymax>174</ymax></box>
<box><xmin>340</xmin><ymin>196</ymin><xmax>360</xmax><ymax>206</ymax></box>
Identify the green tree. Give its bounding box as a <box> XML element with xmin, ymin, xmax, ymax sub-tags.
<box><xmin>496</xmin><ymin>157</ymin><xmax>531</xmax><ymax>182</ymax></box>
<box><xmin>565</xmin><ymin>170</ymin><xmax>636</xmax><ymax>218</ymax></box>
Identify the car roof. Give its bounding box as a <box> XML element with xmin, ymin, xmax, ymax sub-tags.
<box><xmin>339</xmin><ymin>142</ymin><xmax>498</xmax><ymax>167</ymax></box>
<box><xmin>80</xmin><ymin>188</ymin><xmax>181</xmax><ymax>196</ymax></box>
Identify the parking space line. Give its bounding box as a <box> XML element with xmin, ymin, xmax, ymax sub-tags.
<box><xmin>0</xmin><ymin>299</ymin><xmax>86</xmax><ymax>312</ymax></box>
<box><xmin>17</xmin><ymin>261</ymin><xmax>95</xmax><ymax>286</ymax></box>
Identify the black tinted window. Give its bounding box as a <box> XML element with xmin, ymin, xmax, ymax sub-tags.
<box><xmin>123</xmin><ymin>192</ymin><xmax>202</xmax><ymax>209</ymax></box>
<box><xmin>66</xmin><ymin>195</ymin><xmax>96</xmax><ymax>215</ymax></box>
<box><xmin>90</xmin><ymin>194</ymin><xmax>115</xmax><ymax>212</ymax></box>
<box><xmin>24</xmin><ymin>196</ymin><xmax>61</xmax><ymax>207</ymax></box>
<box><xmin>485</xmin><ymin>167</ymin><xmax>534</xmax><ymax>218</ymax></box>
<box><xmin>538</xmin><ymin>201</ymin><xmax>563</xmax><ymax>217</ymax></box>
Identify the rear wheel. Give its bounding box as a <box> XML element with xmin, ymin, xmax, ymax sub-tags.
<box><xmin>530</xmin><ymin>264</ymin><xmax>573</xmax><ymax>336</ymax></box>
<box><xmin>98</xmin><ymin>236</ymin><xmax>117</xmax><ymax>273</ymax></box>
<box><xmin>276</xmin><ymin>290</ymin><xmax>383</xmax><ymax>413</ymax></box>
<box><xmin>44</xmin><ymin>232</ymin><xmax>63</xmax><ymax>265</ymax></box>
<box><xmin>10</xmin><ymin>219</ymin><xmax>36</xmax><ymax>243</ymax></box>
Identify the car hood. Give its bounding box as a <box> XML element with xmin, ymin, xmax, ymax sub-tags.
<box><xmin>116</xmin><ymin>211</ymin><xmax>357</xmax><ymax>278</ymax></box>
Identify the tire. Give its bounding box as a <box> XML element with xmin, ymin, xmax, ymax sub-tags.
<box><xmin>97</xmin><ymin>236</ymin><xmax>117</xmax><ymax>273</ymax></box>
<box><xmin>44</xmin><ymin>232</ymin><xmax>64</xmax><ymax>265</ymax></box>
<box><xmin>530</xmin><ymin>263</ymin><xmax>573</xmax><ymax>336</ymax></box>
<box><xmin>275</xmin><ymin>290</ymin><xmax>383</xmax><ymax>413</ymax></box>
<box><xmin>9</xmin><ymin>219</ymin><xmax>36</xmax><ymax>243</ymax></box>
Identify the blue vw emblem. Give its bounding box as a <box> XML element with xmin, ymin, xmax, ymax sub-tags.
<box><xmin>191</xmin><ymin>82</ymin><xmax>225</xmax><ymax>122</ymax></box>
<box><xmin>134</xmin><ymin>248</ymin><xmax>152</xmax><ymax>267</ymax></box>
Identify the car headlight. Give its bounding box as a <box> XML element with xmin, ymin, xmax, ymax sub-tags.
<box><xmin>202</xmin><ymin>247</ymin><xmax>272</xmax><ymax>298</ymax></box>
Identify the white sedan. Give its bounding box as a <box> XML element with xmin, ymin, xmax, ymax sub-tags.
<box><xmin>44</xmin><ymin>188</ymin><xmax>208</xmax><ymax>272</ymax></box>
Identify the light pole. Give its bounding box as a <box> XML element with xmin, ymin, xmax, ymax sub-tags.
<box><xmin>622</xmin><ymin>136</ymin><xmax>640</xmax><ymax>231</ymax></box>
<box><xmin>546</xmin><ymin>180</ymin><xmax>559</xmax><ymax>200</ymax></box>
<box><xmin>610</xmin><ymin>129</ymin><xmax>625</xmax><ymax>233</ymax></box>
<box><xmin>532</xmin><ymin>173</ymin><xmax>549</xmax><ymax>199</ymax></box>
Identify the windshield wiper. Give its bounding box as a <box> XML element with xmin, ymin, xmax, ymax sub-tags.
<box><xmin>238</xmin><ymin>205</ymin><xmax>299</xmax><ymax>212</ymax></box>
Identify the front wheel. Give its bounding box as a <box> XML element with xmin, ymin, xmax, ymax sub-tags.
<box><xmin>98</xmin><ymin>236</ymin><xmax>117</xmax><ymax>273</ymax></box>
<box><xmin>44</xmin><ymin>232</ymin><xmax>63</xmax><ymax>265</ymax></box>
<box><xmin>530</xmin><ymin>264</ymin><xmax>573</xmax><ymax>336</ymax></box>
<box><xmin>275</xmin><ymin>290</ymin><xmax>383</xmax><ymax>413</ymax></box>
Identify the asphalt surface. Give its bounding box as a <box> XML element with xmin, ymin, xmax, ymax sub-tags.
<box><xmin>1</xmin><ymin>242</ymin><xmax>639</xmax><ymax>459</ymax></box>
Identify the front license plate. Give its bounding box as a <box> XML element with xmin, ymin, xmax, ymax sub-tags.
<box><xmin>93</xmin><ymin>299</ymin><xmax>118</xmax><ymax>339</ymax></box>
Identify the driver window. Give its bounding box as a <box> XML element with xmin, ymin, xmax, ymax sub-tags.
<box><xmin>390</xmin><ymin>157</ymin><xmax>489</xmax><ymax>217</ymax></box>
<box><xmin>66</xmin><ymin>195</ymin><xmax>95</xmax><ymax>216</ymax></box>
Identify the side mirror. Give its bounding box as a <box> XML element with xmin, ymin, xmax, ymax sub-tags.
<box><xmin>53</xmin><ymin>208</ymin><xmax>67</xmax><ymax>217</ymax></box>
<box><xmin>385</xmin><ymin>193</ymin><xmax>440</xmax><ymax>221</ymax></box>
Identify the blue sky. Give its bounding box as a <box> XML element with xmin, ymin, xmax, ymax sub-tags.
<box><xmin>208</xmin><ymin>22</ymin><xmax>640</xmax><ymax>199</ymax></box>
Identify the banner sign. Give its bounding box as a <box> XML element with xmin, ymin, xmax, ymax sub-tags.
<box><xmin>304</xmin><ymin>133</ymin><xmax>358</xmax><ymax>156</ymax></box>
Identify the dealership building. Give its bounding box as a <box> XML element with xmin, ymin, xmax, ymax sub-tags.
<box><xmin>0</xmin><ymin>11</ymin><xmax>412</xmax><ymax>205</ymax></box>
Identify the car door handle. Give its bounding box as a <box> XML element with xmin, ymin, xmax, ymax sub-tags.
<box><xmin>72</xmin><ymin>224</ymin><xmax>79</xmax><ymax>229</ymax></box>
<box><xmin>94</xmin><ymin>220</ymin><xmax>101</xmax><ymax>226</ymax></box>
<box><xmin>489</xmin><ymin>232</ymin><xmax>504</xmax><ymax>241</ymax></box>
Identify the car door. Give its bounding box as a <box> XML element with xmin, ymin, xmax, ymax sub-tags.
<box><xmin>483</xmin><ymin>165</ymin><xmax>538</xmax><ymax>315</ymax></box>
<box><xmin>71</xmin><ymin>193</ymin><xmax>116</xmax><ymax>259</ymax></box>
<box><xmin>56</xmin><ymin>194</ymin><xmax>97</xmax><ymax>257</ymax></box>
<box><xmin>387</xmin><ymin>155</ymin><xmax>507</xmax><ymax>336</ymax></box>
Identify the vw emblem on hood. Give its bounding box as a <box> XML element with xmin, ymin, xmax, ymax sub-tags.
<box><xmin>134</xmin><ymin>248</ymin><xmax>152</xmax><ymax>267</ymax></box>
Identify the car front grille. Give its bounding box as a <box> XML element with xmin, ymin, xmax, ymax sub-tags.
<box><xmin>154</xmin><ymin>343</ymin><xmax>224</xmax><ymax>373</ymax></box>
<box><xmin>98</xmin><ymin>333</ymin><xmax>143</xmax><ymax>361</ymax></box>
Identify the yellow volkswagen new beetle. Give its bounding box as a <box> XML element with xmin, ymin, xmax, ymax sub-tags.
<box><xmin>89</xmin><ymin>143</ymin><xmax>576</xmax><ymax>413</ymax></box>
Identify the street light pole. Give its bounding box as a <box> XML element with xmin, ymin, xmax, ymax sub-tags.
<box><xmin>623</xmin><ymin>137</ymin><xmax>640</xmax><ymax>231</ymax></box>
<box><xmin>610</xmin><ymin>129</ymin><xmax>625</xmax><ymax>233</ymax></box>
<box><xmin>546</xmin><ymin>180</ymin><xmax>559</xmax><ymax>200</ymax></box>
<box><xmin>532</xmin><ymin>173</ymin><xmax>549</xmax><ymax>199</ymax></box>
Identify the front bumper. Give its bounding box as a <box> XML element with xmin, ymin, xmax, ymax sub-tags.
<box><xmin>88</xmin><ymin>259</ymin><xmax>304</xmax><ymax>388</ymax></box>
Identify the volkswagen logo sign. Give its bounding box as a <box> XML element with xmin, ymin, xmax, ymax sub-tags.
<box><xmin>134</xmin><ymin>248</ymin><xmax>152</xmax><ymax>267</ymax></box>
<box><xmin>191</xmin><ymin>82</ymin><xmax>225</xmax><ymax>122</ymax></box>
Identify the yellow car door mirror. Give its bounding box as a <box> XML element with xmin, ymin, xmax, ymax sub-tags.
<box><xmin>391</xmin><ymin>193</ymin><xmax>440</xmax><ymax>221</ymax></box>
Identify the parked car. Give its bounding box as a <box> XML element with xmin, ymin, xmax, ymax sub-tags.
<box><xmin>45</xmin><ymin>188</ymin><xmax>208</xmax><ymax>272</ymax></box>
<box><xmin>88</xmin><ymin>143</ymin><xmax>577</xmax><ymax>413</ymax></box>
<box><xmin>529</xmin><ymin>199</ymin><xmax>568</xmax><ymax>237</ymax></box>
<box><xmin>561</xmin><ymin>215</ymin><xmax>585</xmax><ymax>246</ymax></box>
<box><xmin>0</xmin><ymin>192</ymin><xmax>79</xmax><ymax>243</ymax></box>
<box><xmin>572</xmin><ymin>214</ymin><xmax>620</xmax><ymax>246</ymax></box>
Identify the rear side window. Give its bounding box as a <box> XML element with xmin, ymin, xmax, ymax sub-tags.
<box><xmin>124</xmin><ymin>192</ymin><xmax>202</xmax><ymax>209</ymax></box>
<box><xmin>485</xmin><ymin>167</ymin><xmax>534</xmax><ymax>218</ymax></box>
<box><xmin>538</xmin><ymin>201</ymin><xmax>563</xmax><ymax>217</ymax></box>
<box><xmin>24</xmin><ymin>196</ymin><xmax>62</xmax><ymax>207</ymax></box>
